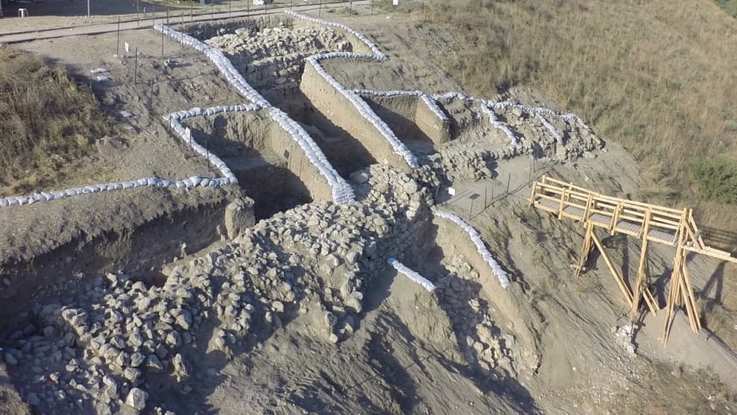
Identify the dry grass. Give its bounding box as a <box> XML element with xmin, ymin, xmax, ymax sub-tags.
<box><xmin>0</xmin><ymin>47</ymin><xmax>112</xmax><ymax>195</ymax></box>
<box><xmin>420</xmin><ymin>0</ymin><xmax>737</xmax><ymax>236</ymax></box>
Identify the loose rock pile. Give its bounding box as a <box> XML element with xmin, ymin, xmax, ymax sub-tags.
<box><xmin>435</xmin><ymin>255</ymin><xmax>517</xmax><ymax>376</ymax></box>
<box><xmin>0</xmin><ymin>164</ymin><xmax>443</xmax><ymax>414</ymax></box>
<box><xmin>207</xmin><ymin>25</ymin><xmax>352</xmax><ymax>89</ymax></box>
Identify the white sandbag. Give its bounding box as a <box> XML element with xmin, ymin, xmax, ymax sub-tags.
<box><xmin>432</xmin><ymin>208</ymin><xmax>510</xmax><ymax>288</ymax></box>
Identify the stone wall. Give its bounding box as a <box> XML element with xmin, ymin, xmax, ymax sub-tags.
<box><xmin>300</xmin><ymin>62</ymin><xmax>412</xmax><ymax>172</ymax></box>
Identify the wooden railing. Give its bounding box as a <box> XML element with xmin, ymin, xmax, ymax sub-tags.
<box><xmin>529</xmin><ymin>174</ymin><xmax>737</xmax><ymax>343</ymax></box>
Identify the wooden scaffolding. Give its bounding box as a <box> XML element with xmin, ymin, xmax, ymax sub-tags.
<box><xmin>529</xmin><ymin>175</ymin><xmax>737</xmax><ymax>342</ymax></box>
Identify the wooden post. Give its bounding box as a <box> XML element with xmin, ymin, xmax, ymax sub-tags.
<box><xmin>575</xmin><ymin>220</ymin><xmax>594</xmax><ymax>277</ymax></box>
<box><xmin>630</xmin><ymin>209</ymin><xmax>658</xmax><ymax>317</ymax></box>
<box><xmin>591</xmin><ymin>231</ymin><xmax>634</xmax><ymax>307</ymax></box>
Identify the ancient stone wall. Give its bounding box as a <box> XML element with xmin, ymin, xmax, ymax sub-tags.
<box><xmin>300</xmin><ymin>62</ymin><xmax>412</xmax><ymax>171</ymax></box>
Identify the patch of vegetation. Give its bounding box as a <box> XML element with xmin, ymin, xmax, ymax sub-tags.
<box><xmin>717</xmin><ymin>0</ymin><xmax>737</xmax><ymax>17</ymax></box>
<box><xmin>691</xmin><ymin>157</ymin><xmax>737</xmax><ymax>204</ymax></box>
<box><xmin>422</xmin><ymin>0</ymin><xmax>737</xmax><ymax>230</ymax></box>
<box><xmin>0</xmin><ymin>47</ymin><xmax>112</xmax><ymax>195</ymax></box>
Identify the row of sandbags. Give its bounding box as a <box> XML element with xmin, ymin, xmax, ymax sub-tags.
<box><xmin>286</xmin><ymin>11</ymin><xmax>387</xmax><ymax>60</ymax></box>
<box><xmin>154</xmin><ymin>24</ymin><xmax>270</xmax><ymax>108</ymax></box>
<box><xmin>306</xmin><ymin>53</ymin><xmax>419</xmax><ymax>169</ymax></box>
<box><xmin>434</xmin><ymin>91</ymin><xmax>581</xmax><ymax>147</ymax></box>
<box><xmin>352</xmin><ymin>89</ymin><xmax>449</xmax><ymax>124</ymax></box>
<box><xmin>288</xmin><ymin>10</ymin><xmax>419</xmax><ymax>169</ymax></box>
<box><xmin>480</xmin><ymin>103</ymin><xmax>520</xmax><ymax>147</ymax></box>
<box><xmin>0</xmin><ymin>174</ymin><xmax>233</xmax><ymax>208</ymax></box>
<box><xmin>432</xmin><ymin>208</ymin><xmax>510</xmax><ymax>289</ymax></box>
<box><xmin>387</xmin><ymin>257</ymin><xmax>437</xmax><ymax>292</ymax></box>
<box><xmin>420</xmin><ymin>94</ymin><xmax>450</xmax><ymax>123</ymax></box>
<box><xmin>163</xmin><ymin>106</ymin><xmax>255</xmax><ymax>185</ymax></box>
<box><xmin>268</xmin><ymin>107</ymin><xmax>355</xmax><ymax>204</ymax></box>
<box><xmin>488</xmin><ymin>101</ymin><xmax>566</xmax><ymax>145</ymax></box>
<box><xmin>0</xmin><ymin>106</ymin><xmax>245</xmax><ymax>208</ymax></box>
<box><xmin>158</xmin><ymin>23</ymin><xmax>355</xmax><ymax>205</ymax></box>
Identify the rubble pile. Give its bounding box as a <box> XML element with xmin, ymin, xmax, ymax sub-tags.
<box><xmin>435</xmin><ymin>256</ymin><xmax>517</xmax><ymax>375</ymax></box>
<box><xmin>0</xmin><ymin>165</ymin><xmax>439</xmax><ymax>414</ymax></box>
<box><xmin>207</xmin><ymin>26</ymin><xmax>352</xmax><ymax>89</ymax></box>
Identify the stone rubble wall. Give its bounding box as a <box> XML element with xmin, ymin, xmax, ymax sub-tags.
<box><xmin>288</xmin><ymin>11</ymin><xmax>420</xmax><ymax>169</ymax></box>
<box><xmin>388</xmin><ymin>257</ymin><xmax>436</xmax><ymax>292</ymax></box>
<box><xmin>431</xmin><ymin>208</ymin><xmax>510</xmax><ymax>289</ymax></box>
<box><xmin>479</xmin><ymin>103</ymin><xmax>520</xmax><ymax>147</ymax></box>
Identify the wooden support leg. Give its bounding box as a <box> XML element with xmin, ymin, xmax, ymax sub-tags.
<box><xmin>643</xmin><ymin>286</ymin><xmax>659</xmax><ymax>314</ymax></box>
<box><xmin>662</xmin><ymin>266</ymin><xmax>682</xmax><ymax>344</ymax></box>
<box><xmin>681</xmin><ymin>261</ymin><xmax>702</xmax><ymax>332</ymax></box>
<box><xmin>630</xmin><ymin>237</ymin><xmax>658</xmax><ymax>317</ymax></box>
<box><xmin>575</xmin><ymin>221</ymin><xmax>594</xmax><ymax>278</ymax></box>
<box><xmin>663</xmin><ymin>243</ymin><xmax>700</xmax><ymax>343</ymax></box>
<box><xmin>591</xmin><ymin>231</ymin><xmax>634</xmax><ymax>307</ymax></box>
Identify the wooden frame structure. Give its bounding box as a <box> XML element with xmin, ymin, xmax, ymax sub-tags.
<box><xmin>529</xmin><ymin>175</ymin><xmax>737</xmax><ymax>342</ymax></box>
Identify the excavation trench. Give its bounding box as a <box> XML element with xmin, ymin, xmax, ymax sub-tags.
<box><xmin>0</xmin><ymin>195</ymin><xmax>236</xmax><ymax>326</ymax></box>
<box><xmin>192</xmin><ymin>17</ymin><xmax>391</xmax><ymax>178</ymax></box>
<box><xmin>363</xmin><ymin>95</ymin><xmax>450</xmax><ymax>156</ymax></box>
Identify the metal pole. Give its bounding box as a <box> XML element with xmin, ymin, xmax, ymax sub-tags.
<box><xmin>166</xmin><ymin>6</ymin><xmax>169</xmax><ymax>24</ymax></box>
<box><xmin>137</xmin><ymin>0</ymin><xmax>140</xmax><ymax>25</ymax></box>
<box><xmin>229</xmin><ymin>0</ymin><xmax>231</xmax><ymax>17</ymax></box>
<box><xmin>484</xmin><ymin>185</ymin><xmax>488</xmax><ymax>208</ymax></box>
<box><xmin>134</xmin><ymin>48</ymin><xmax>138</xmax><ymax>84</ymax></box>
<box><xmin>161</xmin><ymin>25</ymin><xmax>165</xmax><ymax>58</ymax></box>
<box><xmin>87</xmin><ymin>0</ymin><xmax>90</xmax><ymax>18</ymax></box>
<box><xmin>507</xmin><ymin>173</ymin><xmax>511</xmax><ymax>194</ymax></box>
<box><xmin>116</xmin><ymin>17</ymin><xmax>120</xmax><ymax>57</ymax></box>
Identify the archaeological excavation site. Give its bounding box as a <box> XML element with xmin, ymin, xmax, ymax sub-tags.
<box><xmin>1</xmin><ymin>3</ymin><xmax>737</xmax><ymax>415</ymax></box>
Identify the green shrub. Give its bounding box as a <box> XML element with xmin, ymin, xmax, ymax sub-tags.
<box><xmin>691</xmin><ymin>157</ymin><xmax>737</xmax><ymax>204</ymax></box>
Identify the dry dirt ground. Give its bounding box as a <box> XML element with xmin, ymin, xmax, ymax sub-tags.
<box><xmin>1</xmin><ymin>4</ymin><xmax>737</xmax><ymax>415</ymax></box>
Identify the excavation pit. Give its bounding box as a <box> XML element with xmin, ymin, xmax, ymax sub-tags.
<box><xmin>183</xmin><ymin>110</ymin><xmax>334</xmax><ymax>220</ymax></box>
<box><xmin>363</xmin><ymin>94</ymin><xmax>450</xmax><ymax>156</ymax></box>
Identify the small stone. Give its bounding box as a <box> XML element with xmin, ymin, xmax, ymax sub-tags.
<box><xmin>172</xmin><ymin>353</ymin><xmax>190</xmax><ymax>380</ymax></box>
<box><xmin>130</xmin><ymin>352</ymin><xmax>145</xmax><ymax>368</ymax></box>
<box><xmin>124</xmin><ymin>367</ymin><xmax>142</xmax><ymax>383</ymax></box>
<box><xmin>125</xmin><ymin>387</ymin><xmax>148</xmax><ymax>411</ymax></box>
<box><xmin>271</xmin><ymin>301</ymin><xmax>284</xmax><ymax>313</ymax></box>
<box><xmin>146</xmin><ymin>354</ymin><xmax>164</xmax><ymax>371</ymax></box>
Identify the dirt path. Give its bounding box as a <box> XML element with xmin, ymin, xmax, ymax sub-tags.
<box><xmin>0</xmin><ymin>0</ymin><xmax>367</xmax><ymax>44</ymax></box>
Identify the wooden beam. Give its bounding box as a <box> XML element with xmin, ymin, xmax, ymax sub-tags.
<box><xmin>591</xmin><ymin>231</ymin><xmax>634</xmax><ymax>306</ymax></box>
